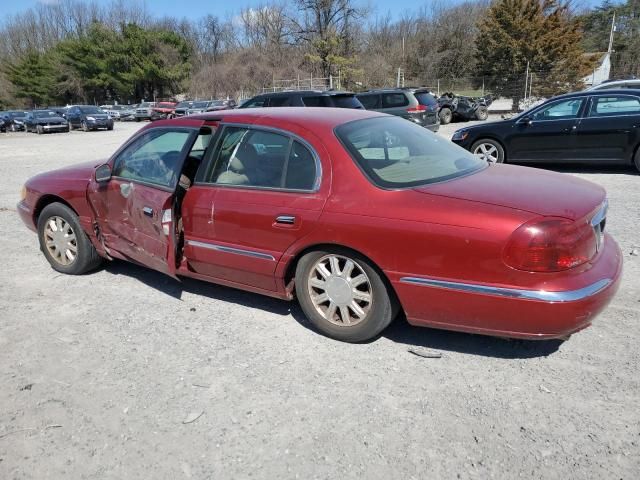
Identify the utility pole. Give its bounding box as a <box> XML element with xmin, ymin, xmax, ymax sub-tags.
<box><xmin>523</xmin><ymin>61</ymin><xmax>530</xmax><ymax>104</ymax></box>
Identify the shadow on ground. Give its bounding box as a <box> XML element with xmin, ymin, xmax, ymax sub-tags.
<box><xmin>103</xmin><ymin>260</ymin><xmax>563</xmax><ymax>359</ymax></box>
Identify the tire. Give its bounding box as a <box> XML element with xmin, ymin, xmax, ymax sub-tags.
<box><xmin>295</xmin><ymin>249</ymin><xmax>398</xmax><ymax>342</ymax></box>
<box><xmin>439</xmin><ymin>107</ymin><xmax>453</xmax><ymax>125</ymax></box>
<box><xmin>475</xmin><ymin>105</ymin><xmax>489</xmax><ymax>121</ymax></box>
<box><xmin>37</xmin><ymin>203</ymin><xmax>103</xmax><ymax>275</ymax></box>
<box><xmin>36</xmin><ymin>125</ymin><xmax>43</xmax><ymax>135</ymax></box>
<box><xmin>107</xmin><ymin>124</ymin><xmax>114</xmax><ymax>131</ymax></box>
<box><xmin>10</xmin><ymin>123</ymin><xmax>16</xmax><ymax>132</ymax></box>
<box><xmin>136</xmin><ymin>117</ymin><xmax>141</xmax><ymax>122</ymax></box>
<box><xmin>81</xmin><ymin>121</ymin><xmax>89</xmax><ymax>132</ymax></box>
<box><xmin>634</xmin><ymin>145</ymin><xmax>640</xmax><ymax>173</ymax></box>
<box><xmin>471</xmin><ymin>138</ymin><xmax>505</xmax><ymax>164</ymax></box>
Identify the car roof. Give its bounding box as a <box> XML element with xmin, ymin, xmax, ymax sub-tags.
<box><xmin>359</xmin><ymin>87</ymin><xmax>433</xmax><ymax>94</ymax></box>
<box><xmin>172</xmin><ymin>106</ymin><xmax>384</xmax><ymax>131</ymax></box>
<box><xmin>257</xmin><ymin>90</ymin><xmax>356</xmax><ymax>97</ymax></box>
<box><xmin>553</xmin><ymin>89</ymin><xmax>640</xmax><ymax>99</ymax></box>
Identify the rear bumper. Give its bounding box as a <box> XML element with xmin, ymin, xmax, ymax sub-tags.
<box><xmin>390</xmin><ymin>234</ymin><xmax>623</xmax><ymax>339</ymax></box>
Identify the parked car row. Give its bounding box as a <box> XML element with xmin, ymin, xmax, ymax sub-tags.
<box><xmin>1</xmin><ymin>105</ymin><xmax>115</xmax><ymax>134</ymax></box>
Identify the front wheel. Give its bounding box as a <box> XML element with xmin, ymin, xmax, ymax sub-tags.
<box><xmin>295</xmin><ymin>250</ymin><xmax>398</xmax><ymax>342</ymax></box>
<box><xmin>81</xmin><ymin>121</ymin><xmax>89</xmax><ymax>132</ymax></box>
<box><xmin>36</xmin><ymin>125</ymin><xmax>43</xmax><ymax>135</ymax></box>
<box><xmin>471</xmin><ymin>139</ymin><xmax>505</xmax><ymax>164</ymax></box>
<box><xmin>37</xmin><ymin>203</ymin><xmax>103</xmax><ymax>275</ymax></box>
<box><xmin>634</xmin><ymin>145</ymin><xmax>640</xmax><ymax>173</ymax></box>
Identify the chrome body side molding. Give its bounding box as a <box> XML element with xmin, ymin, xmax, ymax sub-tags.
<box><xmin>399</xmin><ymin>276</ymin><xmax>612</xmax><ymax>303</ymax></box>
<box><xmin>187</xmin><ymin>240</ymin><xmax>276</xmax><ymax>261</ymax></box>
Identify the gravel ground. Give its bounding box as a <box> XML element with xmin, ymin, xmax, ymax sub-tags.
<box><xmin>0</xmin><ymin>118</ymin><xmax>638</xmax><ymax>479</ymax></box>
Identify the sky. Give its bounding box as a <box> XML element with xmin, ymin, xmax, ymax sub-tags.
<box><xmin>1</xmin><ymin>0</ymin><xmax>607</xmax><ymax>23</ymax></box>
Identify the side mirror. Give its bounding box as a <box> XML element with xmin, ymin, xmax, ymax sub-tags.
<box><xmin>95</xmin><ymin>164</ymin><xmax>112</xmax><ymax>183</ymax></box>
<box><xmin>518</xmin><ymin>116</ymin><xmax>533</xmax><ymax>126</ymax></box>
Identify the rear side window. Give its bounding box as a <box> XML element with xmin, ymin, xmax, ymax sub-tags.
<box><xmin>414</xmin><ymin>92</ymin><xmax>438</xmax><ymax>106</ymax></box>
<box><xmin>336</xmin><ymin>117</ymin><xmax>484</xmax><ymax>188</ymax></box>
<box><xmin>357</xmin><ymin>94</ymin><xmax>380</xmax><ymax>109</ymax></box>
<box><xmin>268</xmin><ymin>96</ymin><xmax>291</xmax><ymax>107</ymax></box>
<box><xmin>206</xmin><ymin>127</ymin><xmax>317</xmax><ymax>190</ymax></box>
<box><xmin>242</xmin><ymin>98</ymin><xmax>266</xmax><ymax>108</ymax></box>
<box><xmin>331</xmin><ymin>95</ymin><xmax>363</xmax><ymax>109</ymax></box>
<box><xmin>285</xmin><ymin>141</ymin><xmax>317</xmax><ymax>190</ymax></box>
<box><xmin>589</xmin><ymin>96</ymin><xmax>640</xmax><ymax>116</ymax></box>
<box><xmin>302</xmin><ymin>96</ymin><xmax>331</xmax><ymax>107</ymax></box>
<box><xmin>382</xmin><ymin>93</ymin><xmax>409</xmax><ymax>108</ymax></box>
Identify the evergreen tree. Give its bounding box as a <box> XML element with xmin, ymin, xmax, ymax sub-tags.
<box><xmin>476</xmin><ymin>0</ymin><xmax>591</xmax><ymax>109</ymax></box>
<box><xmin>4</xmin><ymin>51</ymin><xmax>56</xmax><ymax>107</ymax></box>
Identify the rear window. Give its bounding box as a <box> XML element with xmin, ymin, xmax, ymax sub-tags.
<box><xmin>335</xmin><ymin>117</ymin><xmax>484</xmax><ymax>188</ymax></box>
<box><xmin>414</xmin><ymin>92</ymin><xmax>438</xmax><ymax>106</ymax></box>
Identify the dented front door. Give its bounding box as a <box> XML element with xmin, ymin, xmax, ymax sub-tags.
<box><xmin>88</xmin><ymin>177</ymin><xmax>176</xmax><ymax>276</ymax></box>
<box><xmin>87</xmin><ymin>126</ymin><xmax>204</xmax><ymax>277</ymax></box>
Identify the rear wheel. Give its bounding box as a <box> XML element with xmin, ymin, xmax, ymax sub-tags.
<box><xmin>475</xmin><ymin>105</ymin><xmax>489</xmax><ymax>121</ymax></box>
<box><xmin>295</xmin><ymin>249</ymin><xmax>398</xmax><ymax>342</ymax></box>
<box><xmin>37</xmin><ymin>203</ymin><xmax>102</xmax><ymax>275</ymax></box>
<box><xmin>471</xmin><ymin>138</ymin><xmax>505</xmax><ymax>164</ymax></box>
<box><xmin>439</xmin><ymin>107</ymin><xmax>453</xmax><ymax>125</ymax></box>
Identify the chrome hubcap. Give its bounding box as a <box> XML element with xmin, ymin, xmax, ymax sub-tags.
<box><xmin>308</xmin><ymin>254</ymin><xmax>372</xmax><ymax>326</ymax></box>
<box><xmin>474</xmin><ymin>143</ymin><xmax>499</xmax><ymax>163</ymax></box>
<box><xmin>43</xmin><ymin>216</ymin><xmax>77</xmax><ymax>266</ymax></box>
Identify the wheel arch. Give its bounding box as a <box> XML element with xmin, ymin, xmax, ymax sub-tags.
<box><xmin>282</xmin><ymin>242</ymin><xmax>402</xmax><ymax>308</ymax></box>
<box><xmin>33</xmin><ymin>194</ymin><xmax>79</xmax><ymax>225</ymax></box>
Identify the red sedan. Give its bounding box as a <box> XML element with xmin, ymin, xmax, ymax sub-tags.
<box><xmin>17</xmin><ymin>108</ymin><xmax>622</xmax><ymax>342</ymax></box>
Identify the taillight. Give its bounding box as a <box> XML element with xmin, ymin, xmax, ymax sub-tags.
<box><xmin>503</xmin><ymin>217</ymin><xmax>597</xmax><ymax>272</ymax></box>
<box><xmin>407</xmin><ymin>105</ymin><xmax>427</xmax><ymax>113</ymax></box>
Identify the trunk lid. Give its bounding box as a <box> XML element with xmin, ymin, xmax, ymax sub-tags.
<box><xmin>413</xmin><ymin>164</ymin><xmax>606</xmax><ymax>220</ymax></box>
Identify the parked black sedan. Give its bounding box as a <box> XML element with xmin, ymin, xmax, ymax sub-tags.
<box><xmin>451</xmin><ymin>89</ymin><xmax>640</xmax><ymax>172</ymax></box>
<box><xmin>65</xmin><ymin>105</ymin><xmax>114</xmax><ymax>131</ymax></box>
<box><xmin>4</xmin><ymin>110</ymin><xmax>29</xmax><ymax>131</ymax></box>
<box><xmin>24</xmin><ymin>110</ymin><xmax>69</xmax><ymax>134</ymax></box>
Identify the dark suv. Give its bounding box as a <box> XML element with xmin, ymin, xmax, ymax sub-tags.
<box><xmin>239</xmin><ymin>90</ymin><xmax>364</xmax><ymax>109</ymax></box>
<box><xmin>356</xmin><ymin>88</ymin><xmax>440</xmax><ymax>132</ymax></box>
<box><xmin>66</xmin><ymin>105</ymin><xmax>114</xmax><ymax>131</ymax></box>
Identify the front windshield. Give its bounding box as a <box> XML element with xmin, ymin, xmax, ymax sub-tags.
<box><xmin>176</xmin><ymin>101</ymin><xmax>192</xmax><ymax>108</ymax></box>
<box><xmin>192</xmin><ymin>101</ymin><xmax>209</xmax><ymax>108</ymax></box>
<box><xmin>336</xmin><ymin>117</ymin><xmax>485</xmax><ymax>188</ymax></box>
<box><xmin>34</xmin><ymin>110</ymin><xmax>58</xmax><ymax>118</ymax></box>
<box><xmin>210</xmin><ymin>100</ymin><xmax>224</xmax><ymax>106</ymax></box>
<box><xmin>79</xmin><ymin>106</ymin><xmax>104</xmax><ymax>114</ymax></box>
<box><xmin>139</xmin><ymin>102</ymin><xmax>152</xmax><ymax>107</ymax></box>
<box><xmin>9</xmin><ymin>111</ymin><xmax>28</xmax><ymax>118</ymax></box>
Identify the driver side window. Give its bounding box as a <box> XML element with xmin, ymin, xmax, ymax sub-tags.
<box><xmin>531</xmin><ymin>98</ymin><xmax>584</xmax><ymax>120</ymax></box>
<box><xmin>112</xmin><ymin>129</ymin><xmax>192</xmax><ymax>188</ymax></box>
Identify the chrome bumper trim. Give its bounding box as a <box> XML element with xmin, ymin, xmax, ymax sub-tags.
<box><xmin>398</xmin><ymin>277</ymin><xmax>612</xmax><ymax>302</ymax></box>
<box><xmin>187</xmin><ymin>240</ymin><xmax>275</xmax><ymax>261</ymax></box>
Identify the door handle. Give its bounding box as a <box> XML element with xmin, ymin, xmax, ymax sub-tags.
<box><xmin>275</xmin><ymin>215</ymin><xmax>296</xmax><ymax>225</ymax></box>
<box><xmin>142</xmin><ymin>206</ymin><xmax>153</xmax><ymax>217</ymax></box>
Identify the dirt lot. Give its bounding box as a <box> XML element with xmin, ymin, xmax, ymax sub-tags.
<box><xmin>0</xmin><ymin>119</ymin><xmax>638</xmax><ymax>479</ymax></box>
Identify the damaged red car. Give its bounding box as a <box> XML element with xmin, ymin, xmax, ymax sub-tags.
<box><xmin>18</xmin><ymin>108</ymin><xmax>622</xmax><ymax>342</ymax></box>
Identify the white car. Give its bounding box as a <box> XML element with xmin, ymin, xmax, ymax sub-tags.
<box><xmin>586</xmin><ymin>79</ymin><xmax>640</xmax><ymax>91</ymax></box>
